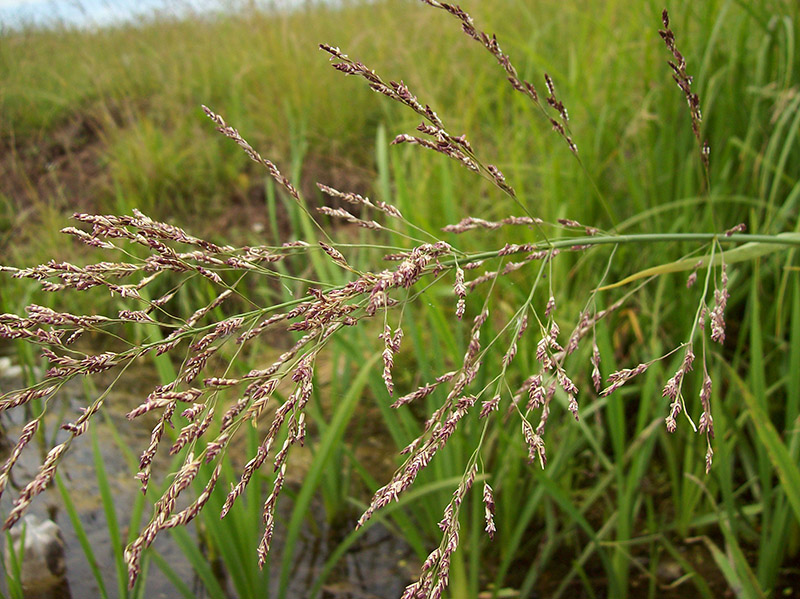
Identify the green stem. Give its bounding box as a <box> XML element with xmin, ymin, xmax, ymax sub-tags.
<box><xmin>457</xmin><ymin>232</ymin><xmax>800</xmax><ymax>263</ymax></box>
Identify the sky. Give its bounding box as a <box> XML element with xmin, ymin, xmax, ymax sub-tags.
<box><xmin>0</xmin><ymin>0</ymin><xmax>308</xmax><ymax>30</ymax></box>
<box><xmin>0</xmin><ymin>0</ymin><xmax>207</xmax><ymax>29</ymax></box>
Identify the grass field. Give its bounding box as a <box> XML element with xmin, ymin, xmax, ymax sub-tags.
<box><xmin>1</xmin><ymin>0</ymin><xmax>799</xmax><ymax>597</ymax></box>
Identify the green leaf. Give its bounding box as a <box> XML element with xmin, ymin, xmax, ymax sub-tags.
<box><xmin>278</xmin><ymin>351</ymin><xmax>382</xmax><ymax>598</ymax></box>
<box><xmin>600</xmin><ymin>233</ymin><xmax>800</xmax><ymax>290</ymax></box>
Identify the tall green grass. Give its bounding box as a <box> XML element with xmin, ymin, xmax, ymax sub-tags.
<box><xmin>2</xmin><ymin>0</ymin><xmax>788</xmax><ymax>242</ymax></box>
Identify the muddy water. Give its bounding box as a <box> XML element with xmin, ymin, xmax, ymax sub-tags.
<box><xmin>0</xmin><ymin>354</ymin><xmax>195</xmax><ymax>598</ymax></box>
<box><xmin>0</xmin><ymin>352</ymin><xmax>414</xmax><ymax>598</ymax></box>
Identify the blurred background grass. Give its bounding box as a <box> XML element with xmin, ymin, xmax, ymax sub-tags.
<box><xmin>6</xmin><ymin>0</ymin><xmax>788</xmax><ymax>255</ymax></box>
<box><xmin>1</xmin><ymin>0</ymin><xmax>800</xmax><ymax>597</ymax></box>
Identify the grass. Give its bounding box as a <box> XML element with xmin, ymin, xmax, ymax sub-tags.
<box><xmin>1</xmin><ymin>0</ymin><xmax>799</xmax><ymax>598</ymax></box>
<box><xmin>0</xmin><ymin>0</ymin><xmax>766</xmax><ymax>241</ymax></box>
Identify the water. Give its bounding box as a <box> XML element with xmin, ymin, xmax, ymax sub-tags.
<box><xmin>0</xmin><ymin>352</ymin><xmax>414</xmax><ymax>598</ymax></box>
<box><xmin>0</xmin><ymin>355</ymin><xmax>195</xmax><ymax>598</ymax></box>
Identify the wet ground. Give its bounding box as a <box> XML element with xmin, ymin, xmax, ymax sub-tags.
<box><xmin>0</xmin><ymin>351</ymin><xmax>415</xmax><ymax>599</ymax></box>
<box><xmin>4</xmin><ymin>349</ymin><xmax>798</xmax><ymax>599</ymax></box>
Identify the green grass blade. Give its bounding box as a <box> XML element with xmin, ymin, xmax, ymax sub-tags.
<box><xmin>166</xmin><ymin>526</ymin><xmax>228</xmax><ymax>599</ymax></box>
<box><xmin>658</xmin><ymin>537</ymin><xmax>715</xmax><ymax>599</ymax></box>
<box><xmin>2</xmin><ymin>529</ymin><xmax>25</xmax><ymax>599</ymax></box>
<box><xmin>308</xmin><ymin>476</ymin><xmax>469</xmax><ymax>599</ymax></box>
<box><xmin>90</xmin><ymin>423</ymin><xmax>128</xmax><ymax>599</ymax></box>
<box><xmin>696</xmin><ymin>534</ymin><xmax>764</xmax><ymax>599</ymax></box>
<box><xmin>55</xmin><ymin>472</ymin><xmax>110</xmax><ymax>599</ymax></box>
<box><xmin>732</xmin><ymin>367</ymin><xmax>800</xmax><ymax>527</ymax></box>
<box><xmin>277</xmin><ymin>351</ymin><xmax>382</xmax><ymax>598</ymax></box>
<box><xmin>601</xmin><ymin>233</ymin><xmax>800</xmax><ymax>290</ymax></box>
<box><xmin>147</xmin><ymin>551</ymin><xmax>197</xmax><ymax>599</ymax></box>
<box><xmin>535</xmin><ymin>475</ymin><xmax>617</xmax><ymax>594</ymax></box>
